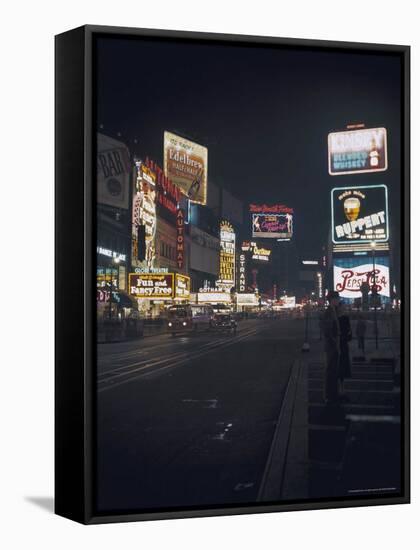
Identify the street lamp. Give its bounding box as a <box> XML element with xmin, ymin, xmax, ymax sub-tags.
<box><xmin>370</xmin><ymin>241</ymin><xmax>378</xmax><ymax>350</ymax></box>
<box><xmin>109</xmin><ymin>256</ymin><xmax>121</xmax><ymax>320</ymax></box>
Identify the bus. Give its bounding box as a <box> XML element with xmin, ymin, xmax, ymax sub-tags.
<box><xmin>167</xmin><ymin>304</ymin><xmax>214</xmax><ymax>335</ymax></box>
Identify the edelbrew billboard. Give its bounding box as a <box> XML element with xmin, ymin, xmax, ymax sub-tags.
<box><xmin>328</xmin><ymin>127</ymin><xmax>388</xmax><ymax>176</ymax></box>
<box><xmin>163</xmin><ymin>131</ymin><xmax>208</xmax><ymax>205</ymax></box>
<box><xmin>331</xmin><ymin>185</ymin><xmax>389</xmax><ymax>245</ymax></box>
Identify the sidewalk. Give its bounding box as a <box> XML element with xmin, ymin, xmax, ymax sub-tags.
<box><xmin>305</xmin><ymin>322</ymin><xmax>401</xmax><ymax>498</ymax></box>
<box><xmin>272</xmin><ymin>319</ymin><xmax>401</xmax><ymax>501</ymax></box>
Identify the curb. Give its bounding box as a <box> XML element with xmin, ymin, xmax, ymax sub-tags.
<box><xmin>257</xmin><ymin>358</ymin><xmax>308</xmax><ymax>502</ymax></box>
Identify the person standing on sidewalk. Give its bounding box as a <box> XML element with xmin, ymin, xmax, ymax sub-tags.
<box><xmin>338</xmin><ymin>304</ymin><xmax>352</xmax><ymax>394</ymax></box>
<box><xmin>356</xmin><ymin>313</ymin><xmax>367</xmax><ymax>354</ymax></box>
<box><xmin>322</xmin><ymin>291</ymin><xmax>341</xmax><ymax>405</ymax></box>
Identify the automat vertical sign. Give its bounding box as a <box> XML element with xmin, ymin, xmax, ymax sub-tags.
<box><xmin>176</xmin><ymin>208</ymin><xmax>185</xmax><ymax>269</ymax></box>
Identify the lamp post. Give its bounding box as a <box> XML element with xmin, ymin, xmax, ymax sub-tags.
<box><xmin>371</xmin><ymin>241</ymin><xmax>378</xmax><ymax>350</ymax></box>
<box><xmin>109</xmin><ymin>256</ymin><xmax>120</xmax><ymax>320</ymax></box>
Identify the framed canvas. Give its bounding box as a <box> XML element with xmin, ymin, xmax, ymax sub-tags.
<box><xmin>55</xmin><ymin>25</ymin><xmax>410</xmax><ymax>524</ymax></box>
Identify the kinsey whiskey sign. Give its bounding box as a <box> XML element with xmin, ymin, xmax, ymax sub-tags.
<box><xmin>328</xmin><ymin>127</ymin><xmax>388</xmax><ymax>175</ymax></box>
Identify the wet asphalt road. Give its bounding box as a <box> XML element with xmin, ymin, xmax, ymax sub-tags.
<box><xmin>96</xmin><ymin>317</ymin><xmax>305</xmax><ymax>513</ymax></box>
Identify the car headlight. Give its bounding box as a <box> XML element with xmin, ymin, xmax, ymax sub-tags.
<box><xmin>168</xmin><ymin>322</ymin><xmax>172</xmax><ymax>327</ymax></box>
<box><xmin>182</xmin><ymin>321</ymin><xmax>187</xmax><ymax>326</ymax></box>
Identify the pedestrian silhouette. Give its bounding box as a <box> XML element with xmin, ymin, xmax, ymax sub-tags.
<box><xmin>338</xmin><ymin>304</ymin><xmax>352</xmax><ymax>396</ymax></box>
<box><xmin>356</xmin><ymin>313</ymin><xmax>367</xmax><ymax>354</ymax></box>
<box><xmin>322</xmin><ymin>290</ymin><xmax>341</xmax><ymax>405</ymax></box>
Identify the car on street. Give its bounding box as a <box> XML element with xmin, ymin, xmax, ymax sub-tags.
<box><xmin>212</xmin><ymin>312</ymin><xmax>237</xmax><ymax>336</ymax></box>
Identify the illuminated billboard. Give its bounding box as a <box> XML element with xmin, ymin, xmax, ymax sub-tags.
<box><xmin>97</xmin><ymin>133</ymin><xmax>131</xmax><ymax>209</ymax></box>
<box><xmin>328</xmin><ymin>127</ymin><xmax>388</xmax><ymax>176</ymax></box>
<box><xmin>331</xmin><ymin>185</ymin><xmax>389</xmax><ymax>245</ymax></box>
<box><xmin>129</xmin><ymin>273</ymin><xmax>174</xmax><ymax>299</ymax></box>
<box><xmin>175</xmin><ymin>274</ymin><xmax>190</xmax><ymax>299</ymax></box>
<box><xmin>218</xmin><ymin>221</ymin><xmax>235</xmax><ymax>289</ymax></box>
<box><xmin>333</xmin><ymin>256</ymin><xmax>390</xmax><ymax>299</ymax></box>
<box><xmin>251</xmin><ymin>244</ymin><xmax>271</xmax><ymax>262</ymax></box>
<box><xmin>131</xmin><ymin>162</ymin><xmax>157</xmax><ymax>268</ymax></box>
<box><xmin>197</xmin><ymin>289</ymin><xmax>231</xmax><ymax>303</ymax></box>
<box><xmin>163</xmin><ymin>131</ymin><xmax>208</xmax><ymax>205</ymax></box>
<box><xmin>250</xmin><ymin>204</ymin><xmax>293</xmax><ymax>240</ymax></box>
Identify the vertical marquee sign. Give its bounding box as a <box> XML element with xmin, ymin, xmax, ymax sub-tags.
<box><xmin>238</xmin><ymin>252</ymin><xmax>247</xmax><ymax>292</ymax></box>
<box><xmin>131</xmin><ymin>162</ymin><xmax>157</xmax><ymax>269</ymax></box>
<box><xmin>218</xmin><ymin>221</ymin><xmax>236</xmax><ymax>290</ymax></box>
<box><xmin>176</xmin><ymin>208</ymin><xmax>185</xmax><ymax>269</ymax></box>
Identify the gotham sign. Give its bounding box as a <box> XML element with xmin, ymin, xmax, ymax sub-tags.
<box><xmin>331</xmin><ymin>185</ymin><xmax>389</xmax><ymax>245</ymax></box>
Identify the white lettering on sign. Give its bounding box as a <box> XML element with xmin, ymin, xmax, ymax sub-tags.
<box><xmin>333</xmin><ymin>263</ymin><xmax>390</xmax><ymax>298</ymax></box>
<box><xmin>335</xmin><ymin>211</ymin><xmax>386</xmax><ymax>239</ymax></box>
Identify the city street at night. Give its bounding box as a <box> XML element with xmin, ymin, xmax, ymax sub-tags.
<box><xmin>93</xmin><ymin>34</ymin><xmax>405</xmax><ymax>514</ymax></box>
<box><xmin>97</xmin><ymin>316</ymin><xmax>305</xmax><ymax>511</ymax></box>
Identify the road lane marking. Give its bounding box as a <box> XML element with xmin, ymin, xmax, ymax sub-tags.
<box><xmin>97</xmin><ymin>331</ymin><xmax>255</xmax><ymax>379</ymax></box>
<box><xmin>98</xmin><ymin>329</ymin><xmax>259</xmax><ymax>388</ymax></box>
<box><xmin>97</xmin><ymin>326</ymin><xmax>260</xmax><ymax>378</ymax></box>
<box><xmin>98</xmin><ymin>327</ymin><xmax>261</xmax><ymax>392</ymax></box>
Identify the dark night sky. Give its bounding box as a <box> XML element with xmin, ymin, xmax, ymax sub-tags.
<box><xmin>96</xmin><ymin>35</ymin><xmax>402</xmax><ymax>258</ymax></box>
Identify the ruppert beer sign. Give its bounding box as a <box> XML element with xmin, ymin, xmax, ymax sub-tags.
<box><xmin>331</xmin><ymin>185</ymin><xmax>389</xmax><ymax>245</ymax></box>
<box><xmin>163</xmin><ymin>131</ymin><xmax>208</xmax><ymax>205</ymax></box>
<box><xmin>328</xmin><ymin>127</ymin><xmax>388</xmax><ymax>176</ymax></box>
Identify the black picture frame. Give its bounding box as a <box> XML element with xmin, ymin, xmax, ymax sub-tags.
<box><xmin>55</xmin><ymin>25</ymin><xmax>410</xmax><ymax>524</ymax></box>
